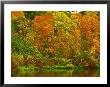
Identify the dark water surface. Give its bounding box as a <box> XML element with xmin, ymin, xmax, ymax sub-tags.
<box><xmin>13</xmin><ymin>69</ymin><xmax>100</xmax><ymax>77</ymax></box>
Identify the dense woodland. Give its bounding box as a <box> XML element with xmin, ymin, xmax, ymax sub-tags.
<box><xmin>11</xmin><ymin>11</ymin><xmax>100</xmax><ymax>76</ymax></box>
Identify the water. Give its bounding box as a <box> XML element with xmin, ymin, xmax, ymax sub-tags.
<box><xmin>13</xmin><ymin>69</ymin><xmax>100</xmax><ymax>77</ymax></box>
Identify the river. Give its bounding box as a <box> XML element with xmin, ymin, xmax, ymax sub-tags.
<box><xmin>12</xmin><ymin>69</ymin><xmax>100</xmax><ymax>77</ymax></box>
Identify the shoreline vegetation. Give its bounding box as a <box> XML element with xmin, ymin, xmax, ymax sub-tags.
<box><xmin>11</xmin><ymin>11</ymin><xmax>100</xmax><ymax>77</ymax></box>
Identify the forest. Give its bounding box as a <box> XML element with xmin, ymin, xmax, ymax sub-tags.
<box><xmin>11</xmin><ymin>11</ymin><xmax>100</xmax><ymax>77</ymax></box>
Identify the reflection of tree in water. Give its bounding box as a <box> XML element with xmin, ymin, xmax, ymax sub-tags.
<box><xmin>15</xmin><ymin>69</ymin><xmax>99</xmax><ymax>77</ymax></box>
<box><xmin>11</xmin><ymin>11</ymin><xmax>100</xmax><ymax>77</ymax></box>
<box><xmin>72</xmin><ymin>69</ymin><xmax>100</xmax><ymax>77</ymax></box>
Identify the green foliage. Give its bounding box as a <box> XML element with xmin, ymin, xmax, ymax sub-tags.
<box><xmin>11</xmin><ymin>35</ymin><xmax>25</xmax><ymax>54</ymax></box>
<box><xmin>80</xmin><ymin>51</ymin><xmax>90</xmax><ymax>59</ymax></box>
<box><xmin>55</xmin><ymin>48</ymin><xmax>64</xmax><ymax>58</ymax></box>
<box><xmin>11</xmin><ymin>11</ymin><xmax>100</xmax><ymax>77</ymax></box>
<box><xmin>79</xmin><ymin>11</ymin><xmax>86</xmax><ymax>15</ymax></box>
<box><xmin>53</xmin><ymin>11</ymin><xmax>72</xmax><ymax>32</ymax></box>
<box><xmin>18</xmin><ymin>65</ymin><xmax>39</xmax><ymax>73</ymax></box>
<box><xmin>24</xmin><ymin>11</ymin><xmax>46</xmax><ymax>20</ymax></box>
<box><xmin>74</xmin><ymin>65</ymin><xmax>85</xmax><ymax>72</ymax></box>
<box><xmin>11</xmin><ymin>21</ymin><xmax>19</xmax><ymax>32</ymax></box>
<box><xmin>43</xmin><ymin>64</ymin><xmax>75</xmax><ymax>71</ymax></box>
<box><xmin>64</xmin><ymin>11</ymin><xmax>72</xmax><ymax>17</ymax></box>
<box><xmin>59</xmin><ymin>58</ymin><xmax>68</xmax><ymax>65</ymax></box>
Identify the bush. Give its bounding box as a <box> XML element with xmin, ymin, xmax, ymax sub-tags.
<box><xmin>18</xmin><ymin>65</ymin><xmax>39</xmax><ymax>73</ymax></box>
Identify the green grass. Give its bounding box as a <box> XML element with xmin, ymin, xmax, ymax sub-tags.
<box><xmin>18</xmin><ymin>65</ymin><xmax>39</xmax><ymax>73</ymax></box>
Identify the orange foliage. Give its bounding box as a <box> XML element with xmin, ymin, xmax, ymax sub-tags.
<box><xmin>62</xmin><ymin>42</ymin><xmax>72</xmax><ymax>59</ymax></box>
<box><xmin>92</xmin><ymin>37</ymin><xmax>100</xmax><ymax>54</ymax></box>
<box><xmin>34</xmin><ymin>38</ymin><xmax>43</xmax><ymax>50</ymax></box>
<box><xmin>35</xmin><ymin>59</ymin><xmax>45</xmax><ymax>68</ymax></box>
<box><xmin>80</xmin><ymin>12</ymin><xmax>99</xmax><ymax>39</ymax></box>
<box><xmin>74</xmin><ymin>29</ymin><xmax>81</xmax><ymax>53</ymax></box>
<box><xmin>11</xmin><ymin>11</ymin><xmax>24</xmax><ymax>20</ymax></box>
<box><xmin>48</xmin><ymin>59</ymin><xmax>60</xmax><ymax>66</ymax></box>
<box><xmin>49</xmin><ymin>47</ymin><xmax>56</xmax><ymax>55</ymax></box>
<box><xmin>33</xmin><ymin>14</ymin><xmax>54</xmax><ymax>37</ymax></box>
<box><xmin>80</xmin><ymin>12</ymin><xmax>100</xmax><ymax>57</ymax></box>
<box><xmin>71</xmin><ymin>13</ymin><xmax>82</xmax><ymax>20</ymax></box>
<box><xmin>42</xmin><ymin>24</ymin><xmax>54</xmax><ymax>37</ymax></box>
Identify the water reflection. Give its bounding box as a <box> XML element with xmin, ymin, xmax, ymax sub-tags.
<box><xmin>13</xmin><ymin>69</ymin><xmax>100</xmax><ymax>77</ymax></box>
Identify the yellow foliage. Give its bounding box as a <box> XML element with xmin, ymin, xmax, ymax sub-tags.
<box><xmin>11</xmin><ymin>11</ymin><xmax>25</xmax><ymax>21</ymax></box>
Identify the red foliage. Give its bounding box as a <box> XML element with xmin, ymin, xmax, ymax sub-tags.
<box><xmin>35</xmin><ymin>59</ymin><xmax>45</xmax><ymax>68</ymax></box>
<box><xmin>47</xmin><ymin>59</ymin><xmax>60</xmax><ymax>66</ymax></box>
